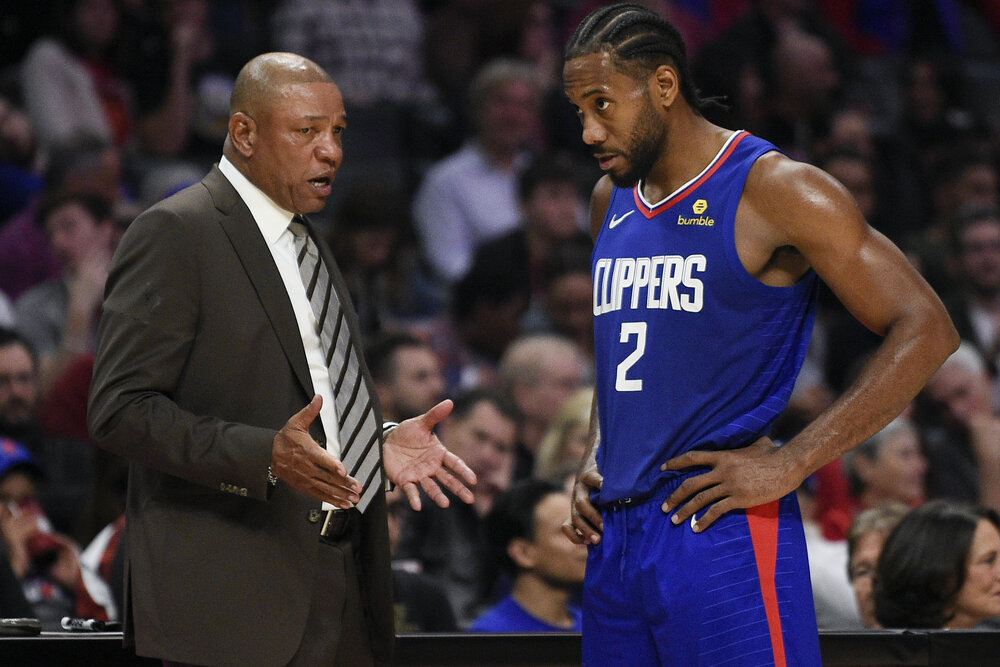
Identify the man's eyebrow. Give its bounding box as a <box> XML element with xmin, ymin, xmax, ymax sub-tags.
<box><xmin>565</xmin><ymin>87</ymin><xmax>606</xmax><ymax>101</ymax></box>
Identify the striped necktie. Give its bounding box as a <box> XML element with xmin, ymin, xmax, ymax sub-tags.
<box><xmin>289</xmin><ymin>216</ymin><xmax>382</xmax><ymax>511</ymax></box>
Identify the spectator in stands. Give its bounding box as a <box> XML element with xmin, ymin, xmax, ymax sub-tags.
<box><xmin>112</xmin><ymin>0</ymin><xmax>220</xmax><ymax>208</ymax></box>
<box><xmin>76</xmin><ymin>513</ymin><xmax>125</xmax><ymax>622</ymax></box>
<box><xmin>416</xmin><ymin>249</ymin><xmax>530</xmax><ymax>394</ymax></box>
<box><xmin>471</xmin><ymin>151</ymin><xmax>592</xmax><ymax>321</ymax></box>
<box><xmin>37</xmin><ymin>350</ymin><xmax>127</xmax><ymax>547</ymax></box>
<box><xmin>413</xmin><ymin>58</ymin><xmax>542</xmax><ymax>295</ymax></box>
<box><xmin>0</xmin><ymin>327</ymin><xmax>94</xmax><ymax>541</ymax></box>
<box><xmin>366</xmin><ymin>331</ymin><xmax>446</xmax><ymax>424</ymax></box>
<box><xmin>385</xmin><ymin>488</ymin><xmax>457</xmax><ymax>633</ymax></box>
<box><xmin>497</xmin><ymin>334</ymin><xmax>588</xmax><ymax>480</ymax></box>
<box><xmin>328</xmin><ymin>183</ymin><xmax>435</xmax><ymax>335</ymax></box>
<box><xmin>15</xmin><ymin>192</ymin><xmax>120</xmax><ymax>396</ymax></box>
<box><xmin>0</xmin><ymin>329</ymin><xmax>40</xmax><ymax>451</ymax></box>
<box><xmin>396</xmin><ymin>389</ymin><xmax>519</xmax><ymax>627</ymax></box>
<box><xmin>0</xmin><ymin>437</ymin><xmax>108</xmax><ymax>629</ymax></box>
<box><xmin>917</xmin><ymin>342</ymin><xmax>1000</xmax><ymax>513</ymax></box>
<box><xmin>693</xmin><ymin>0</ymin><xmax>852</xmax><ymax>134</ymax></box>
<box><xmin>755</xmin><ymin>28</ymin><xmax>842</xmax><ymax>161</ymax></box>
<box><xmin>0</xmin><ymin>135</ymin><xmax>127</xmax><ymax>301</ymax></box>
<box><xmin>898</xmin><ymin>55</ymin><xmax>988</xmax><ymax>176</ymax></box>
<box><xmin>846</xmin><ymin>502</ymin><xmax>909</xmax><ymax>628</ymax></box>
<box><xmin>912</xmin><ymin>150</ymin><xmax>1000</xmax><ymax>295</ymax></box>
<box><xmin>875</xmin><ymin>500</ymin><xmax>1000</xmax><ymax>629</ymax></box>
<box><xmin>813</xmin><ymin>107</ymin><xmax>920</xmax><ymax>247</ymax></box>
<box><xmin>530</xmin><ymin>243</ymin><xmax>596</xmax><ymax>358</ymax></box>
<box><xmin>469</xmin><ymin>479</ymin><xmax>585</xmax><ymax>632</ymax></box>
<box><xmin>824</xmin><ymin>417</ymin><xmax>927</xmax><ymax>540</ymax></box>
<box><xmin>930</xmin><ymin>152</ymin><xmax>999</xmax><ymax>241</ymax></box>
<box><xmin>272</xmin><ymin>0</ymin><xmax>439</xmax><ymax>213</ymax></box>
<box><xmin>534</xmin><ymin>387</ymin><xmax>593</xmax><ymax>488</ymax></box>
<box><xmin>116</xmin><ymin>0</ymin><xmax>214</xmax><ymax>160</ymax></box>
<box><xmin>0</xmin><ymin>95</ymin><xmax>43</xmax><ymax>224</ymax></box>
<box><xmin>19</xmin><ymin>0</ymin><xmax>131</xmax><ymax>151</ymax></box>
<box><xmin>944</xmin><ymin>208</ymin><xmax>1000</xmax><ymax>375</ymax></box>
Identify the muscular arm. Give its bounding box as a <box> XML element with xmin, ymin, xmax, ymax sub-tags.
<box><xmin>663</xmin><ymin>154</ymin><xmax>959</xmax><ymax>530</ymax></box>
<box><xmin>561</xmin><ymin>177</ymin><xmax>613</xmax><ymax>545</ymax></box>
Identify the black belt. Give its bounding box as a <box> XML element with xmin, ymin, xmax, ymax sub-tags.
<box><xmin>600</xmin><ymin>493</ymin><xmax>655</xmax><ymax>512</ymax></box>
<box><xmin>319</xmin><ymin>507</ymin><xmax>358</xmax><ymax>542</ymax></box>
<box><xmin>596</xmin><ymin>484</ymin><xmax>665</xmax><ymax>512</ymax></box>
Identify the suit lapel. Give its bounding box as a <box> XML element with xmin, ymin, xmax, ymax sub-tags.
<box><xmin>202</xmin><ymin>167</ymin><xmax>314</xmax><ymax>399</ymax></box>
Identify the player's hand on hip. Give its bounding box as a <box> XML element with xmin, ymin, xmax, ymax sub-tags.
<box><xmin>659</xmin><ymin>437</ymin><xmax>800</xmax><ymax>532</ymax></box>
<box><xmin>271</xmin><ymin>395</ymin><xmax>362</xmax><ymax>509</ymax></box>
<box><xmin>563</xmin><ymin>465</ymin><xmax>604</xmax><ymax>545</ymax></box>
<box><xmin>383</xmin><ymin>399</ymin><xmax>478</xmax><ymax>512</ymax></box>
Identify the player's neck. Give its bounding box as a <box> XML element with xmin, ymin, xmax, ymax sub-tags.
<box><xmin>641</xmin><ymin>116</ymin><xmax>731</xmax><ymax>204</ymax></box>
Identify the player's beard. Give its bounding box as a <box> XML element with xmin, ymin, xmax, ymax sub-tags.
<box><xmin>608</xmin><ymin>94</ymin><xmax>667</xmax><ymax>188</ymax></box>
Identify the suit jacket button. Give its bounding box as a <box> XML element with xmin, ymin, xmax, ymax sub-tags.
<box><xmin>308</xmin><ymin>509</ymin><xmax>322</xmax><ymax>523</ymax></box>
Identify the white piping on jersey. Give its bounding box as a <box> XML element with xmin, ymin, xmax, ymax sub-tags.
<box><xmin>635</xmin><ymin>130</ymin><xmax>744</xmax><ymax>210</ymax></box>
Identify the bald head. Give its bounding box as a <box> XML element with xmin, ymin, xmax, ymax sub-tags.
<box><xmin>224</xmin><ymin>52</ymin><xmax>346</xmax><ymax>215</ymax></box>
<box><xmin>230</xmin><ymin>52</ymin><xmax>333</xmax><ymax>118</ymax></box>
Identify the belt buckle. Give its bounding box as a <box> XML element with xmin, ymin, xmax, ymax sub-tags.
<box><xmin>605</xmin><ymin>496</ymin><xmax>634</xmax><ymax>512</ymax></box>
<box><xmin>319</xmin><ymin>508</ymin><xmax>351</xmax><ymax>541</ymax></box>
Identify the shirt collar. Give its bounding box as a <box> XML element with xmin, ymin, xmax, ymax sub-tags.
<box><xmin>218</xmin><ymin>155</ymin><xmax>295</xmax><ymax>246</ymax></box>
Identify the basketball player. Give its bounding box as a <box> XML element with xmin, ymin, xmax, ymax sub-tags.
<box><xmin>561</xmin><ymin>4</ymin><xmax>957</xmax><ymax>665</ymax></box>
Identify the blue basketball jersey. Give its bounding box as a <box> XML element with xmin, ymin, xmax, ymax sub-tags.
<box><xmin>592</xmin><ymin>131</ymin><xmax>818</xmax><ymax>503</ymax></box>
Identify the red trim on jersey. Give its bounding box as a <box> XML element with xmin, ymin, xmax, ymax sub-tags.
<box><xmin>633</xmin><ymin>130</ymin><xmax>749</xmax><ymax>219</ymax></box>
<box><xmin>747</xmin><ymin>499</ymin><xmax>787</xmax><ymax>667</ymax></box>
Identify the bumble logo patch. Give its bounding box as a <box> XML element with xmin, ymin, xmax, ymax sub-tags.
<box><xmin>678</xmin><ymin>198</ymin><xmax>714</xmax><ymax>226</ymax></box>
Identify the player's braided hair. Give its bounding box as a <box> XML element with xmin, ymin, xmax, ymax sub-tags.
<box><xmin>564</xmin><ymin>2</ymin><xmax>712</xmax><ymax>114</ymax></box>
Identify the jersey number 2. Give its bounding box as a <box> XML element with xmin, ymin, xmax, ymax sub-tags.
<box><xmin>616</xmin><ymin>322</ymin><xmax>646</xmax><ymax>392</ymax></box>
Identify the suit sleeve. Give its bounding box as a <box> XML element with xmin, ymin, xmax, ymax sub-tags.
<box><xmin>87</xmin><ymin>206</ymin><xmax>276</xmax><ymax>499</ymax></box>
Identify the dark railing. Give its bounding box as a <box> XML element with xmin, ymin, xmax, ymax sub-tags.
<box><xmin>2</xmin><ymin>630</ymin><xmax>1000</xmax><ymax>666</ymax></box>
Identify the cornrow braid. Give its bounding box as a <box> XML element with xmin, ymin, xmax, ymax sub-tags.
<box><xmin>564</xmin><ymin>2</ymin><xmax>713</xmax><ymax>113</ymax></box>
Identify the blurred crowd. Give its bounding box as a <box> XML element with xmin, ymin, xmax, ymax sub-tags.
<box><xmin>2</xmin><ymin>0</ymin><xmax>1000</xmax><ymax>635</ymax></box>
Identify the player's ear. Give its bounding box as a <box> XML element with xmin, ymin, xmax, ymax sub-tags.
<box><xmin>652</xmin><ymin>65</ymin><xmax>680</xmax><ymax>109</ymax></box>
<box><xmin>229</xmin><ymin>112</ymin><xmax>257</xmax><ymax>157</ymax></box>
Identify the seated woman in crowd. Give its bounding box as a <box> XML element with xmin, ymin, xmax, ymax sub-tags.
<box><xmin>532</xmin><ymin>386</ymin><xmax>593</xmax><ymax>489</ymax></box>
<box><xmin>874</xmin><ymin>500</ymin><xmax>1000</xmax><ymax>629</ymax></box>
<box><xmin>846</xmin><ymin>503</ymin><xmax>910</xmax><ymax>628</ymax></box>
<box><xmin>818</xmin><ymin>415</ymin><xmax>927</xmax><ymax>541</ymax></box>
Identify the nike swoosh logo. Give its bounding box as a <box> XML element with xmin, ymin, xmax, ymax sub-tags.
<box><xmin>608</xmin><ymin>210</ymin><xmax>634</xmax><ymax>229</ymax></box>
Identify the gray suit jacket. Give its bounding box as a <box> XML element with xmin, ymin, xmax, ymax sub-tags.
<box><xmin>88</xmin><ymin>167</ymin><xmax>394</xmax><ymax>666</ymax></box>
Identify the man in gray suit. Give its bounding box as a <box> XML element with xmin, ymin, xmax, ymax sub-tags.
<box><xmin>87</xmin><ymin>52</ymin><xmax>476</xmax><ymax>666</ymax></box>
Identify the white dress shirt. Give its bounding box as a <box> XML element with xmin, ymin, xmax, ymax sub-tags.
<box><xmin>218</xmin><ymin>156</ymin><xmax>341</xmax><ymax>459</ymax></box>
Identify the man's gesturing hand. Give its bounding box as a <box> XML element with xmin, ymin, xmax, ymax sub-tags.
<box><xmin>271</xmin><ymin>395</ymin><xmax>362</xmax><ymax>509</ymax></box>
<box><xmin>383</xmin><ymin>399</ymin><xmax>477</xmax><ymax>512</ymax></box>
<box><xmin>660</xmin><ymin>437</ymin><xmax>801</xmax><ymax>531</ymax></box>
